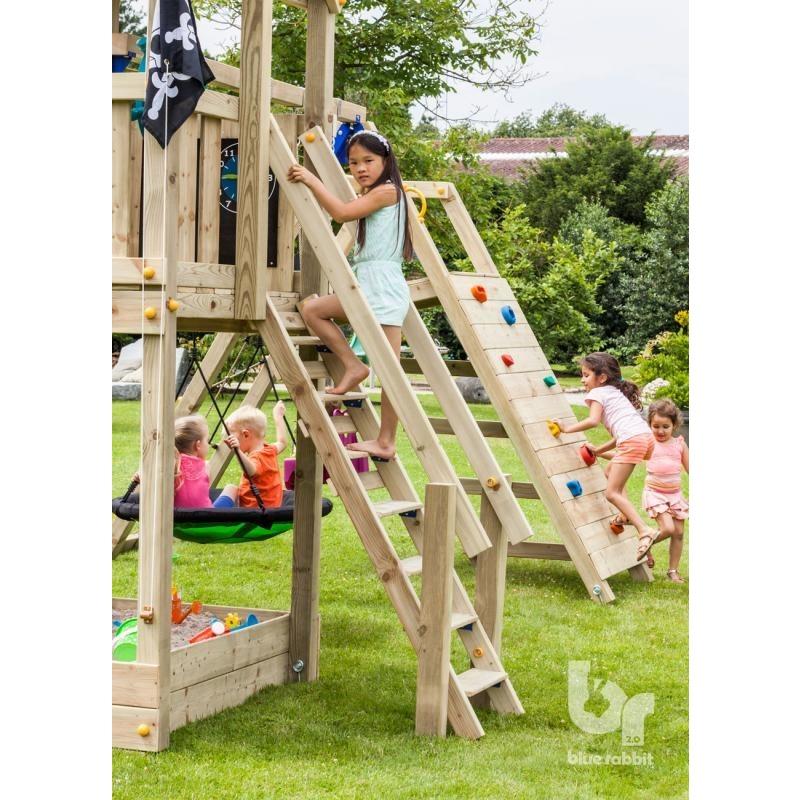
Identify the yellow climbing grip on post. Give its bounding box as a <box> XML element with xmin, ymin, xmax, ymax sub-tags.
<box><xmin>403</xmin><ymin>185</ymin><xmax>428</xmax><ymax>222</ymax></box>
<box><xmin>546</xmin><ymin>419</ymin><xmax>561</xmax><ymax>438</ymax></box>
<box><xmin>144</xmin><ymin>307</ymin><xmax>157</xmax><ymax>320</ymax></box>
<box><xmin>166</xmin><ymin>298</ymin><xmax>180</xmax><ymax>312</ymax></box>
<box><xmin>137</xmin><ymin>724</ymin><xmax>150</xmax><ymax>737</ymax></box>
<box><xmin>485</xmin><ymin>476</ymin><xmax>500</xmax><ymax>491</ymax></box>
<box><xmin>472</xmin><ymin>647</ymin><xmax>484</xmax><ymax>659</ymax></box>
<box><xmin>305</xmin><ymin>132</ymin><xmax>316</xmax><ymax>143</ymax></box>
<box><xmin>142</xmin><ymin>266</ymin><xmax>156</xmax><ymax>280</ymax></box>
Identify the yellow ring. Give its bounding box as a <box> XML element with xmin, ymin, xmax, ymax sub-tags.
<box><xmin>403</xmin><ymin>185</ymin><xmax>428</xmax><ymax>223</ymax></box>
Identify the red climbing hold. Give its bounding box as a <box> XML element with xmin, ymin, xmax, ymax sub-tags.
<box><xmin>471</xmin><ymin>284</ymin><xmax>488</xmax><ymax>303</ymax></box>
<box><xmin>501</xmin><ymin>353</ymin><xmax>514</xmax><ymax>367</ymax></box>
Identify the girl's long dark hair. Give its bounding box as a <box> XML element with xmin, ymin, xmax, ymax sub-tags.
<box><xmin>346</xmin><ymin>132</ymin><xmax>413</xmax><ymax>261</ymax></box>
<box><xmin>582</xmin><ymin>352</ymin><xmax>643</xmax><ymax>410</ymax></box>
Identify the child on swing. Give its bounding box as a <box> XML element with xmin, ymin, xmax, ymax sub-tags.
<box><xmin>558</xmin><ymin>352</ymin><xmax>658</xmax><ymax>562</ymax></box>
<box><xmin>287</xmin><ymin>129</ymin><xmax>412</xmax><ymax>461</ymax></box>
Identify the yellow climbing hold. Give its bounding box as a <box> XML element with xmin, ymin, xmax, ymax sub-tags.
<box><xmin>305</xmin><ymin>132</ymin><xmax>316</xmax><ymax>143</ymax></box>
<box><xmin>546</xmin><ymin>419</ymin><xmax>561</xmax><ymax>438</ymax></box>
<box><xmin>472</xmin><ymin>647</ymin><xmax>484</xmax><ymax>659</ymax></box>
<box><xmin>144</xmin><ymin>307</ymin><xmax>157</xmax><ymax>320</ymax></box>
<box><xmin>142</xmin><ymin>266</ymin><xmax>156</xmax><ymax>280</ymax></box>
<box><xmin>137</xmin><ymin>724</ymin><xmax>150</xmax><ymax>737</ymax></box>
<box><xmin>166</xmin><ymin>298</ymin><xmax>180</xmax><ymax>312</ymax></box>
<box><xmin>485</xmin><ymin>476</ymin><xmax>500</xmax><ymax>491</ymax></box>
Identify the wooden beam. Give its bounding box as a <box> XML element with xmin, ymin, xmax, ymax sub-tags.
<box><xmin>234</xmin><ymin>0</ymin><xmax>272</xmax><ymax>319</ymax></box>
<box><xmin>459</xmin><ymin>477</ymin><xmax>539</xmax><ymax>500</ymax></box>
<box><xmin>407</xmin><ymin>276</ymin><xmax>440</xmax><ymax>308</ymax></box>
<box><xmin>197</xmin><ymin>116</ymin><xmax>222</xmax><ymax>263</ymax></box>
<box><xmin>415</xmin><ymin>483</ymin><xmax>455</xmax><ymax>737</ymax></box>
<box><xmin>270</xmin><ymin>114</ymin><xmax>300</xmax><ymax>292</ymax></box>
<box><xmin>177</xmin><ymin>114</ymin><xmax>199</xmax><ymax>262</ymax></box>
<box><xmin>507</xmin><ymin>541</ymin><xmax>571</xmax><ymax>561</ymax></box>
<box><xmin>428</xmin><ymin>416</ymin><xmax>506</xmax><ymax>438</ymax></box>
<box><xmin>347</xmin><ymin>177</ymin><xmax>451</xmax><ymax>200</ymax></box>
<box><xmin>442</xmin><ymin>185</ymin><xmax>500</xmax><ymax>276</ymax></box>
<box><xmin>112</xmin><ymin>102</ymin><xmax>131</xmax><ymax>256</ymax></box>
<box><xmin>127</xmin><ymin>121</ymin><xmax>143</xmax><ymax>257</ymax></box>
<box><xmin>112</xmin><ymin>74</ymin><xmax>239</xmax><ymax>120</ymax></box>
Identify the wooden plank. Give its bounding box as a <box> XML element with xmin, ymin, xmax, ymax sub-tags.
<box><xmin>537</xmin><ymin>444</ymin><xmax>591</xmax><ymax>477</ymax></box>
<box><xmin>416</xmin><ymin>483</ymin><xmax>456</xmax><ymax>737</ymax></box>
<box><xmin>197</xmin><ymin>116</ymin><xmax>222</xmax><ymax>263</ymax></box>
<box><xmin>522</xmin><ymin>418</ymin><xmax>583</xmax><ymax>451</ymax></box>
<box><xmin>460</xmin><ymin>477</ymin><xmax>539</xmax><ymax>500</ymax></box>
<box><xmin>562</xmin><ymin>491</ymin><xmax>611</xmax><ymax>529</ymax></box>
<box><xmin>112</xmin><ymin>704</ymin><xmax>162</xmax><ymax>752</ymax></box>
<box><xmin>111</xmin><ymin>291</ymin><xmax>235</xmax><ymax>333</ymax></box>
<box><xmin>443</xmin><ymin>187</ymin><xmax>500</xmax><ymax>275</ymax></box>
<box><xmin>112</xmin><ymin>74</ymin><xmax>239</xmax><ymax>120</ymax></box>
<box><xmin>403</xmin><ymin>307</ymin><xmax>533</xmax><ymax>545</ymax></box>
<box><xmin>407</xmin><ymin>276</ymin><xmax>440</xmax><ymax>308</ymax></box>
<box><xmin>271</xmin><ymin>114</ymin><xmax>299</xmax><ymax>292</ymax></box>
<box><xmin>177</xmin><ymin>115</ymin><xmax>199</xmax><ymax>261</ymax></box>
<box><xmin>112</xmin><ymin>101</ymin><xmax>131</xmax><ymax>256</ymax></box>
<box><xmin>473</xmin><ymin>483</ymin><xmax>509</xmax><ymax>710</ymax></box>
<box><xmin>128</xmin><ymin>121</ymin><xmax>143</xmax><ymax>257</ymax></box>
<box><xmin>509</xmin><ymin>394</ymin><xmax>574</xmax><ymax>425</ymax></box>
<box><xmin>290</xmin><ymin>427</ymin><xmax>323</xmax><ymax>682</ymax></box>
<box><xmin>347</xmin><ymin>177</ymin><xmax>451</xmax><ymax>200</ymax></box>
<box><xmin>171</xmin><ymin>614</ymin><xmax>290</xmax><ymax>690</ymax></box>
<box><xmin>459</xmin><ymin>298</ymin><xmax>526</xmax><ymax>326</ymax></box>
<box><xmin>591</xmin><ymin>537</ymin><xmax>648</xmax><ymax>580</ymax></box>
<box><xmin>284</xmin><ymin>124</ymin><xmax>490</xmax><ymax>557</ymax></box>
<box><xmin>551</xmin><ymin>466</ymin><xmax>608</xmax><ymax>503</ymax></box>
<box><xmin>400</xmin><ymin>357</ymin><xmax>477</xmax><ymax>378</ymax></box>
<box><xmin>574</xmin><ymin>519</ymin><xmax>637</xmax><ymax>554</ymax></box>
<box><xmin>468</xmin><ymin>322</ymin><xmax>537</xmax><ymax>350</ymax></box>
<box><xmin>448</xmin><ymin>273</ymin><xmax>515</xmax><ymax>301</ymax></box>
<box><xmin>113</xmin><ymin>258</ymin><xmax>236</xmax><ymax>289</ymax></box>
<box><xmin>485</xmin><ymin>346</ymin><xmax>552</xmax><ymax>375</ymax></box>
<box><xmin>112</xmin><ymin>662</ymin><xmax>159</xmax><ymax>708</ymax></box>
<box><xmin>234</xmin><ymin>0</ymin><xmax>272</xmax><ymax>319</ymax></box>
<box><xmin>498</xmin><ymin>370</ymin><xmax>565</xmax><ymax>401</ymax></box>
<box><xmin>428</xmin><ymin>417</ymin><xmax>507</xmax><ymax>438</ymax></box>
<box><xmin>507</xmin><ymin>541</ymin><xmax>571</xmax><ymax>561</ymax></box>
<box><xmin>170</xmin><ymin>652</ymin><xmax>291</xmax><ymax>732</ymax></box>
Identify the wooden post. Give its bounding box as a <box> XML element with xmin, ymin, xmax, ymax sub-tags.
<box><xmin>177</xmin><ymin>115</ymin><xmax>199</xmax><ymax>262</ymax></box>
<box><xmin>289</xmin><ymin>426</ymin><xmax>323</xmax><ymax>681</ymax></box>
<box><xmin>112</xmin><ymin>0</ymin><xmax>120</xmax><ymax>33</ymax></box>
<box><xmin>197</xmin><ymin>115</ymin><xmax>222</xmax><ymax>263</ymax></box>
<box><xmin>415</xmin><ymin>483</ymin><xmax>456</xmax><ymax>737</ymax></box>
<box><xmin>112</xmin><ymin>101</ymin><xmax>130</xmax><ymax>256</ymax></box>
<box><xmin>234</xmin><ymin>0</ymin><xmax>272</xmax><ymax>319</ymax></box>
<box><xmin>473</xmin><ymin>475</ymin><xmax>509</xmax><ymax>709</ymax></box>
<box><xmin>301</xmin><ymin>0</ymin><xmax>335</xmax><ymax>299</ymax></box>
<box><xmin>270</xmin><ymin>114</ymin><xmax>300</xmax><ymax>292</ymax></box>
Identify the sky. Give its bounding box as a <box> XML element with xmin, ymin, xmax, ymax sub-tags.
<box><xmin>134</xmin><ymin>0</ymin><xmax>688</xmax><ymax>135</ymax></box>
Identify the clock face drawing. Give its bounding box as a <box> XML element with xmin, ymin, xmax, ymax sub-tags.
<box><xmin>219</xmin><ymin>141</ymin><xmax>279</xmax><ymax>215</ymax></box>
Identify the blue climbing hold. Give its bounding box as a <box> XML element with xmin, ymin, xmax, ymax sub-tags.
<box><xmin>501</xmin><ymin>305</ymin><xmax>516</xmax><ymax>325</ymax></box>
<box><xmin>566</xmin><ymin>480</ymin><xmax>583</xmax><ymax>497</ymax></box>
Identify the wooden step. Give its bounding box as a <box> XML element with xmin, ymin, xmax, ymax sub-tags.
<box><xmin>318</xmin><ymin>391</ymin><xmax>367</xmax><ymax>404</ymax></box>
<box><xmin>456</xmin><ymin>668</ymin><xmax>508</xmax><ymax>697</ymax></box>
<box><xmin>400</xmin><ymin>555</ymin><xmax>422</xmax><ymax>576</ymax></box>
<box><xmin>450</xmin><ymin>612</ymin><xmax>478</xmax><ymax>630</ymax></box>
<box><xmin>290</xmin><ymin>335</ymin><xmax>322</xmax><ymax>346</ymax></box>
<box><xmin>372</xmin><ymin>500</ymin><xmax>423</xmax><ymax>518</ymax></box>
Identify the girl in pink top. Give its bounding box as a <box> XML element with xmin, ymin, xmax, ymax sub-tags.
<box><xmin>173</xmin><ymin>416</ymin><xmax>238</xmax><ymax>509</ymax></box>
<box><xmin>642</xmin><ymin>399</ymin><xmax>689</xmax><ymax>583</ymax></box>
<box><xmin>560</xmin><ymin>352</ymin><xmax>657</xmax><ymax>561</ymax></box>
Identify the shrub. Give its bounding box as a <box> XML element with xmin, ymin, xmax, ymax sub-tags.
<box><xmin>635</xmin><ymin>311</ymin><xmax>689</xmax><ymax>408</ymax></box>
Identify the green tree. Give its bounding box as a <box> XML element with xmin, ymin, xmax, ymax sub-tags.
<box><xmin>636</xmin><ymin>312</ymin><xmax>689</xmax><ymax>408</ymax></box>
<box><xmin>494</xmin><ymin>103</ymin><xmax>610</xmax><ymax>137</ymax></box>
<box><xmin>618</xmin><ymin>179</ymin><xmax>689</xmax><ymax>355</ymax></box>
<box><xmin>513</xmin><ymin>125</ymin><xmax>675</xmax><ymax>237</ymax></box>
<box><xmin>119</xmin><ymin>0</ymin><xmax>146</xmax><ymax>36</ymax></box>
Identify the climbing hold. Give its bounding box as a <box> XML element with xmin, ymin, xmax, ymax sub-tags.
<box><xmin>437</xmin><ymin>187</ymin><xmax>446</xmax><ymax>196</ymax></box>
<box><xmin>501</xmin><ymin>353</ymin><xmax>514</xmax><ymax>367</ymax></box>
<box><xmin>485</xmin><ymin>476</ymin><xmax>500</xmax><ymax>491</ymax></box>
<box><xmin>142</xmin><ymin>266</ymin><xmax>156</xmax><ymax>280</ymax></box>
<box><xmin>166</xmin><ymin>298</ymin><xmax>180</xmax><ymax>312</ymax></box>
<box><xmin>144</xmin><ymin>307</ymin><xmax>157</xmax><ymax>320</ymax></box>
<box><xmin>472</xmin><ymin>647</ymin><xmax>484</xmax><ymax>659</ymax></box>
<box><xmin>470</xmin><ymin>284</ymin><xmax>488</xmax><ymax>303</ymax></box>
<box><xmin>543</xmin><ymin>375</ymin><xmax>557</xmax><ymax>387</ymax></box>
<box><xmin>546</xmin><ymin>419</ymin><xmax>561</xmax><ymax>438</ymax></box>
<box><xmin>404</xmin><ymin>185</ymin><xmax>428</xmax><ymax>222</ymax></box>
<box><xmin>338</xmin><ymin>0</ymin><xmax>346</xmax><ymax>5</ymax></box>
<box><xmin>566</xmin><ymin>480</ymin><xmax>583</xmax><ymax>497</ymax></box>
<box><xmin>610</xmin><ymin>521</ymin><xmax>625</xmax><ymax>535</ymax></box>
<box><xmin>501</xmin><ymin>305</ymin><xmax>516</xmax><ymax>325</ymax></box>
<box><xmin>579</xmin><ymin>444</ymin><xmax>596</xmax><ymax>466</ymax></box>
<box><xmin>136</xmin><ymin>724</ymin><xmax>150</xmax><ymax>737</ymax></box>
<box><xmin>305</xmin><ymin>132</ymin><xmax>316</xmax><ymax>143</ymax></box>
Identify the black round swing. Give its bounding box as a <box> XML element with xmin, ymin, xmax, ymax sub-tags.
<box><xmin>112</xmin><ymin>490</ymin><xmax>333</xmax><ymax>544</ymax></box>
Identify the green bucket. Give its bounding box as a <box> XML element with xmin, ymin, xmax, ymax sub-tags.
<box><xmin>112</xmin><ymin>619</ymin><xmax>138</xmax><ymax>662</ymax></box>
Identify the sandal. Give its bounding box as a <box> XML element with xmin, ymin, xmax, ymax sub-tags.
<box><xmin>636</xmin><ymin>531</ymin><xmax>655</xmax><ymax>561</ymax></box>
<box><xmin>666</xmin><ymin>569</ymin><xmax>685</xmax><ymax>584</ymax></box>
<box><xmin>646</xmin><ymin>550</ymin><xmax>655</xmax><ymax>569</ymax></box>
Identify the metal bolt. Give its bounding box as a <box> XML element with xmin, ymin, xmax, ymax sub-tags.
<box><xmin>592</xmin><ymin>585</ymin><xmax>601</xmax><ymax>596</ymax></box>
<box><xmin>292</xmin><ymin>659</ymin><xmax>305</xmax><ymax>674</ymax></box>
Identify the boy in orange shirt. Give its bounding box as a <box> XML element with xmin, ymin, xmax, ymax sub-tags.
<box><xmin>223</xmin><ymin>402</ymin><xmax>290</xmax><ymax>508</ymax></box>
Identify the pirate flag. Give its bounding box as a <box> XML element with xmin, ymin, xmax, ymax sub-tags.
<box><xmin>143</xmin><ymin>0</ymin><xmax>215</xmax><ymax>148</ymax></box>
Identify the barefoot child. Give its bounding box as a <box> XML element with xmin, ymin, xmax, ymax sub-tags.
<box><xmin>173</xmin><ymin>415</ymin><xmax>239</xmax><ymax>508</ymax></box>
<box><xmin>287</xmin><ymin>129</ymin><xmax>412</xmax><ymax>460</ymax></box>
<box><xmin>642</xmin><ymin>399</ymin><xmax>689</xmax><ymax>582</ymax></box>
<box><xmin>558</xmin><ymin>352</ymin><xmax>657</xmax><ymax>561</ymax></box>
<box><xmin>223</xmin><ymin>402</ymin><xmax>292</xmax><ymax>508</ymax></box>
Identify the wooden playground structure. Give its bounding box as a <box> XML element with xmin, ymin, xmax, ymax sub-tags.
<box><xmin>111</xmin><ymin>0</ymin><xmax>651</xmax><ymax>752</ymax></box>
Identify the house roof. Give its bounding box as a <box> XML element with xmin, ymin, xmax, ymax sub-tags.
<box><xmin>479</xmin><ymin>135</ymin><xmax>689</xmax><ymax>179</ymax></box>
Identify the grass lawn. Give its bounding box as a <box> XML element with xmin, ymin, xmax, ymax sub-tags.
<box><xmin>112</xmin><ymin>394</ymin><xmax>688</xmax><ymax>800</ymax></box>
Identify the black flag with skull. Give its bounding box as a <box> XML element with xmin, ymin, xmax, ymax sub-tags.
<box><xmin>143</xmin><ymin>0</ymin><xmax>215</xmax><ymax>148</ymax></box>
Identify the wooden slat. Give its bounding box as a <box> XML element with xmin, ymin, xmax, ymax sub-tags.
<box><xmin>459</xmin><ymin>477</ymin><xmax>539</xmax><ymax>500</ymax></box>
<box><xmin>407</xmin><ymin>276</ymin><xmax>440</xmax><ymax>308</ymax></box>
<box><xmin>177</xmin><ymin>115</ymin><xmax>199</xmax><ymax>261</ymax></box>
<box><xmin>346</xmin><ymin>177</ymin><xmax>452</xmax><ymax>200</ymax></box>
<box><xmin>485</xmin><ymin>346</ymin><xmax>552</xmax><ymax>375</ymax></box>
<box><xmin>448</xmin><ymin>273</ymin><xmax>515</xmax><ymax>301</ymax></box>
<box><xmin>113</xmin><ymin>258</ymin><xmax>236</xmax><ymax>289</ymax></box>
<box><xmin>401</xmin><ymin>357</ymin><xmax>477</xmax><ymax>378</ymax></box>
<box><xmin>373</xmin><ymin>499</ymin><xmax>423</xmax><ymax>518</ymax></box>
<box><xmin>234</xmin><ymin>0</ymin><xmax>272</xmax><ymax>319</ymax></box>
<box><xmin>590</xmin><ymin>537</ymin><xmax>648</xmax><ymax>580</ymax></box>
<box><xmin>537</xmin><ymin>444</ymin><xmax>591</xmax><ymax>477</ymax></box>
<box><xmin>112</xmin><ymin>704</ymin><xmax>162</xmax><ymax>752</ymax></box>
<box><xmin>270</xmin><ymin>114</ymin><xmax>300</xmax><ymax>292</ymax></box>
<box><xmin>416</xmin><ymin>483</ymin><xmax>455</xmax><ymax>737</ymax></box>
<box><xmin>575</xmin><ymin>519</ymin><xmax>636</xmax><ymax>554</ymax></box>
<box><xmin>522</xmin><ymin>418</ymin><xmax>583</xmax><ymax>451</ymax></box>
<box><xmin>428</xmin><ymin>417</ymin><xmax>507</xmax><ymax>438</ymax></box>
<box><xmin>112</xmin><ymin>101</ymin><xmax>131</xmax><ymax>256</ymax></box>
<box><xmin>128</xmin><ymin>121</ymin><xmax>143</xmax><ymax>257</ymax></box>
<box><xmin>468</xmin><ymin>322</ymin><xmax>537</xmax><ymax>349</ymax></box>
<box><xmin>551</xmin><ymin>466</ymin><xmax>608</xmax><ymax>502</ymax></box>
<box><xmin>112</xmin><ymin>662</ymin><xmax>159</xmax><ymax>708</ymax></box>
<box><xmin>171</xmin><ymin>614</ymin><xmax>290</xmax><ymax>690</ymax></box>
<box><xmin>457</xmin><ymin>669</ymin><xmax>508</xmax><ymax>697</ymax></box>
<box><xmin>112</xmin><ymin>74</ymin><xmax>239</xmax><ymax>120</ymax></box>
<box><xmin>170</xmin><ymin>652</ymin><xmax>291</xmax><ymax>731</ymax></box>
<box><xmin>197</xmin><ymin>116</ymin><xmax>222</xmax><ymax>263</ymax></box>
<box><xmin>498</xmin><ymin>370</ymin><xmax>564</xmax><ymax>400</ymax></box>
<box><xmin>509</xmin><ymin>394</ymin><xmax>573</xmax><ymax>425</ymax></box>
<box><xmin>459</xmin><ymin>298</ymin><xmax>526</xmax><ymax>326</ymax></box>
<box><xmin>507</xmin><ymin>541</ymin><xmax>571</xmax><ymax>561</ymax></box>
<box><xmin>562</xmin><ymin>491</ymin><xmax>611</xmax><ymax>528</ymax></box>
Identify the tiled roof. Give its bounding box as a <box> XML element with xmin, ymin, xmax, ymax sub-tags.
<box><xmin>479</xmin><ymin>135</ymin><xmax>689</xmax><ymax>179</ymax></box>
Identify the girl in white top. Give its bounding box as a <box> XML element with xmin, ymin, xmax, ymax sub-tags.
<box><xmin>560</xmin><ymin>352</ymin><xmax>657</xmax><ymax>560</ymax></box>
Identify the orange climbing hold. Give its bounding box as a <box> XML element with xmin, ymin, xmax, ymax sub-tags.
<box><xmin>470</xmin><ymin>284</ymin><xmax>488</xmax><ymax>303</ymax></box>
<box><xmin>472</xmin><ymin>647</ymin><xmax>484</xmax><ymax>659</ymax></box>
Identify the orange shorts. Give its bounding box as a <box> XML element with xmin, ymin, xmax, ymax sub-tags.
<box><xmin>611</xmin><ymin>433</ymin><xmax>655</xmax><ymax>465</ymax></box>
